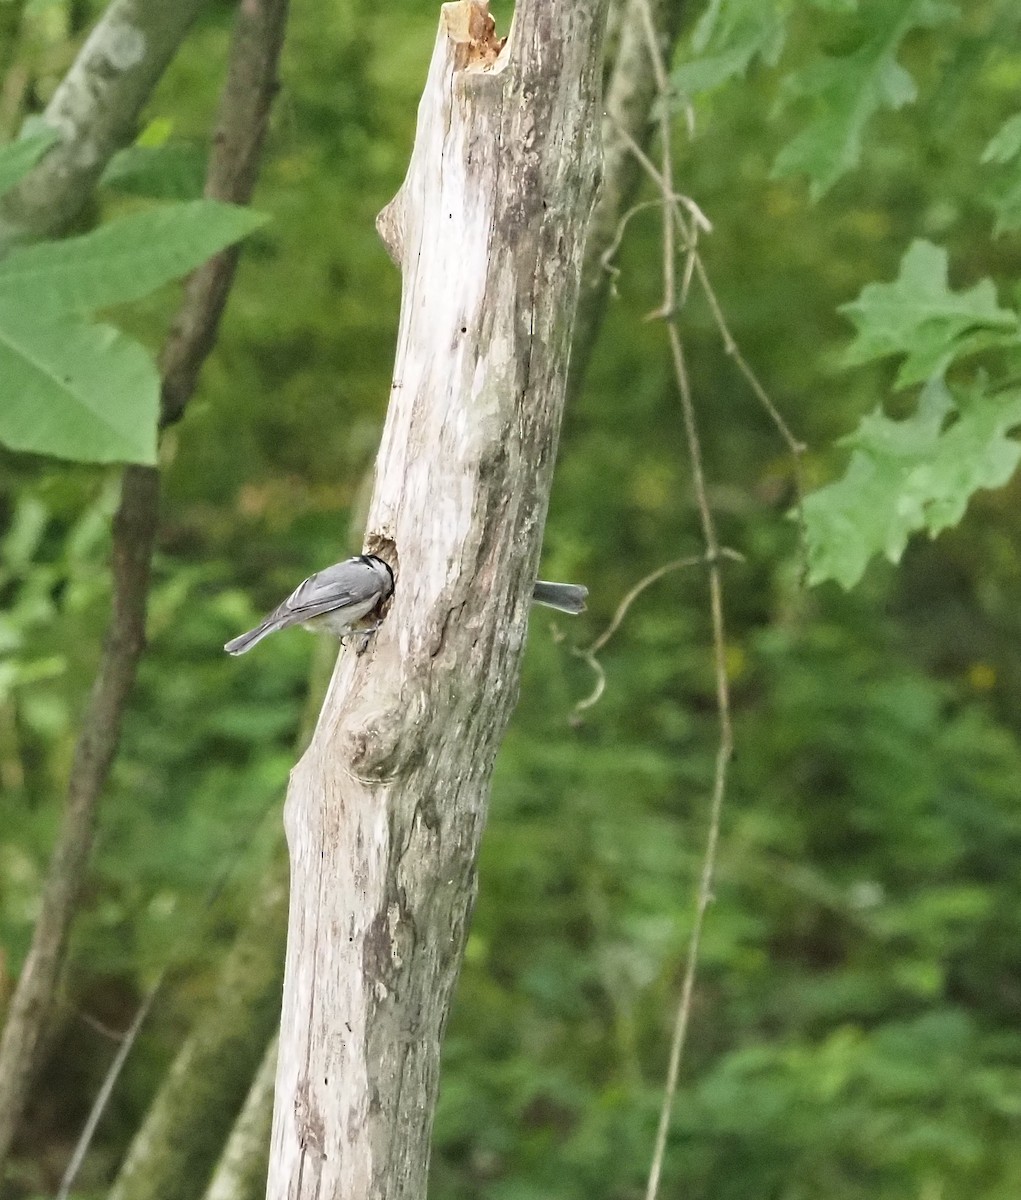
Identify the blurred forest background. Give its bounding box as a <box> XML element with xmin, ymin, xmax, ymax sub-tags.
<box><xmin>2</xmin><ymin>1</ymin><xmax>1021</xmax><ymax>1198</ymax></box>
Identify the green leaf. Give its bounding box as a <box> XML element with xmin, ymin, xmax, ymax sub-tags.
<box><xmin>987</xmin><ymin>181</ymin><xmax>1021</xmax><ymax>236</ymax></box>
<box><xmin>772</xmin><ymin>0</ymin><xmax>958</xmax><ymax>199</ymax></box>
<box><xmin>839</xmin><ymin>241</ymin><xmax>1019</xmax><ymax>387</ymax></box>
<box><xmin>0</xmin><ymin>200</ymin><xmax>267</xmax><ymax>315</ymax></box>
<box><xmin>0</xmin><ymin>306</ymin><xmax>158</xmax><ymax>465</ymax></box>
<box><xmin>136</xmin><ymin>117</ymin><xmax>176</xmax><ymax>148</ymax></box>
<box><xmin>674</xmin><ymin>0</ymin><xmax>788</xmax><ymax>97</ymax></box>
<box><xmin>981</xmin><ymin>112</ymin><xmax>1021</xmax><ymax>165</ymax></box>
<box><xmin>0</xmin><ymin>130</ymin><xmax>59</xmax><ymax>199</ymax></box>
<box><xmin>981</xmin><ymin>113</ymin><xmax>1021</xmax><ymax>234</ymax></box>
<box><xmin>803</xmin><ymin>377</ymin><xmax>1021</xmax><ymax>588</ymax></box>
<box><xmin>101</xmin><ymin>144</ymin><xmax>206</xmax><ymax>201</ymax></box>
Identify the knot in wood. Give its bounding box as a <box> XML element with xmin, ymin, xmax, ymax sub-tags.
<box><xmin>340</xmin><ymin>705</ymin><xmax>424</xmax><ymax>781</ymax></box>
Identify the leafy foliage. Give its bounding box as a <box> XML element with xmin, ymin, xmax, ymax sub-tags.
<box><xmin>839</xmin><ymin>240</ymin><xmax>1019</xmax><ymax>388</ymax></box>
<box><xmin>0</xmin><ymin>151</ymin><xmax>265</xmax><ymax>464</ymax></box>
<box><xmin>982</xmin><ymin>110</ymin><xmax>1021</xmax><ymax>233</ymax></box>
<box><xmin>802</xmin><ymin>241</ymin><xmax>1021</xmax><ymax>586</ymax></box>
<box><xmin>0</xmin><ymin>311</ymin><xmax>159</xmax><ymax>464</ymax></box>
<box><xmin>672</xmin><ymin>0</ymin><xmax>789</xmax><ymax>97</ymax></box>
<box><xmin>803</xmin><ymin>377</ymin><xmax>1021</xmax><ymax>586</ymax></box>
<box><xmin>0</xmin><ymin>201</ymin><xmax>264</xmax><ymax>314</ymax></box>
<box><xmin>0</xmin><ymin>129</ymin><xmax>57</xmax><ymax>197</ymax></box>
<box><xmin>771</xmin><ymin>0</ymin><xmax>959</xmax><ymax>198</ymax></box>
<box><xmin>101</xmin><ymin>120</ymin><xmax>206</xmax><ymax>201</ymax></box>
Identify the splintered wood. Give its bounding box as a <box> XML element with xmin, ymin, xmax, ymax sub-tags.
<box><xmin>443</xmin><ymin>0</ymin><xmax>506</xmax><ymax>68</ymax></box>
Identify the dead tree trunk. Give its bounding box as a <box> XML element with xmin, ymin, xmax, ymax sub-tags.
<box><xmin>266</xmin><ymin>1</ymin><xmax>609</xmax><ymax>1196</ymax></box>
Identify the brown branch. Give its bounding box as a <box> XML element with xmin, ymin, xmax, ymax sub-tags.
<box><xmin>571</xmin><ymin>549</ymin><xmax>744</xmax><ymax>717</ymax></box>
<box><xmin>0</xmin><ymin>0</ymin><xmax>290</xmax><ymax>1176</ymax></box>
<box><xmin>161</xmin><ymin>0</ymin><xmax>291</xmax><ymax>426</ymax></box>
<box><xmin>608</xmin><ymin>4</ymin><xmax>736</xmax><ymax>1197</ymax></box>
<box><xmin>644</xmin><ymin>329</ymin><xmax>733</xmax><ymax>1200</ymax></box>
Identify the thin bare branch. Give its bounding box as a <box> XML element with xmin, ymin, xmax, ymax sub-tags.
<box><xmin>60</xmin><ymin>798</ymin><xmax>281</xmax><ymax>1200</ymax></box>
<box><xmin>688</xmin><ymin>251</ymin><xmax>810</xmax><ymax>578</ymax></box>
<box><xmin>615</xmin><ymin>4</ymin><xmax>739</xmax><ymax>1197</ymax></box>
<box><xmin>57</xmin><ymin>974</ymin><xmax>165</xmax><ymax>1200</ymax></box>
<box><xmin>202</xmin><ymin>1036</ymin><xmax>278</xmax><ymax>1200</ymax></box>
<box><xmin>608</xmin><ymin>109</ymin><xmax>809</xmax><ymax>575</ymax></box>
<box><xmin>644</xmin><ymin>329</ymin><xmax>734</xmax><ymax>1200</ymax></box>
<box><xmin>637</xmin><ymin>0</ymin><xmax>676</xmax><ymax>321</ymax></box>
<box><xmin>570</xmin><ymin>549</ymin><xmax>743</xmax><ymax>718</ymax></box>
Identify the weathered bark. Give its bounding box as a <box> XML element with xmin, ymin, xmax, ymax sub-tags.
<box><xmin>266</xmin><ymin>2</ymin><xmax>609</xmax><ymax>1197</ymax></box>
<box><xmin>0</xmin><ymin>0</ymin><xmax>290</xmax><ymax>1179</ymax></box>
<box><xmin>0</xmin><ymin>0</ymin><xmax>210</xmax><ymax>246</ymax></box>
<box><xmin>570</xmin><ymin>0</ymin><xmax>686</xmax><ymax>398</ymax></box>
<box><xmin>203</xmin><ymin>1037</ymin><xmax>278</xmax><ymax>1200</ymax></box>
<box><xmin>107</xmin><ymin>868</ymin><xmax>287</xmax><ymax>1200</ymax></box>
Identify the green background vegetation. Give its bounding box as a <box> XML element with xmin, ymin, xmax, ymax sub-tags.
<box><xmin>3</xmin><ymin>1</ymin><xmax>1021</xmax><ymax>1197</ymax></box>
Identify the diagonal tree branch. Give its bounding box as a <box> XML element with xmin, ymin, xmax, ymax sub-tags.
<box><xmin>0</xmin><ymin>0</ymin><xmax>211</xmax><ymax>247</ymax></box>
<box><xmin>0</xmin><ymin>0</ymin><xmax>290</xmax><ymax>1177</ymax></box>
<box><xmin>202</xmin><ymin>1036</ymin><xmax>279</xmax><ymax>1200</ymax></box>
<box><xmin>161</xmin><ymin>0</ymin><xmax>291</xmax><ymax>425</ymax></box>
<box><xmin>107</xmin><ymin>855</ymin><xmax>288</xmax><ymax>1200</ymax></box>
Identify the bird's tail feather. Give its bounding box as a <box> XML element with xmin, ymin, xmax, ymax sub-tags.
<box><xmin>224</xmin><ymin>617</ymin><xmax>284</xmax><ymax>656</ymax></box>
<box><xmin>532</xmin><ymin>581</ymin><xmax>588</xmax><ymax>615</ymax></box>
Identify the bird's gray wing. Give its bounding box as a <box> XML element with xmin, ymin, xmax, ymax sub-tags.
<box><xmin>273</xmin><ymin>562</ymin><xmax>374</xmax><ymax>623</ymax></box>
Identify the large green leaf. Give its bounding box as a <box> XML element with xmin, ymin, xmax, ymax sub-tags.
<box><xmin>0</xmin><ymin>200</ymin><xmax>266</xmax><ymax>316</ymax></box>
<box><xmin>101</xmin><ymin>144</ymin><xmax>207</xmax><ymax>202</ymax></box>
<box><xmin>0</xmin><ymin>131</ymin><xmax>58</xmax><ymax>200</ymax></box>
<box><xmin>0</xmin><ymin>198</ymin><xmax>266</xmax><ymax>464</ymax></box>
<box><xmin>803</xmin><ymin>377</ymin><xmax>1021</xmax><ymax>588</ymax></box>
<box><xmin>839</xmin><ymin>241</ymin><xmax>1019</xmax><ymax>388</ymax></box>
<box><xmin>772</xmin><ymin>0</ymin><xmax>958</xmax><ymax>198</ymax></box>
<box><xmin>0</xmin><ymin>306</ymin><xmax>158</xmax><ymax>465</ymax></box>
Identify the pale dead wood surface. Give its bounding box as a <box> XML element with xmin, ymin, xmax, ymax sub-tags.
<box><xmin>267</xmin><ymin>2</ymin><xmax>610</xmax><ymax>1196</ymax></box>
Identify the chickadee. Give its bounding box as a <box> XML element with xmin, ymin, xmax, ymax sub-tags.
<box><xmin>224</xmin><ymin>554</ymin><xmax>587</xmax><ymax>655</ymax></box>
